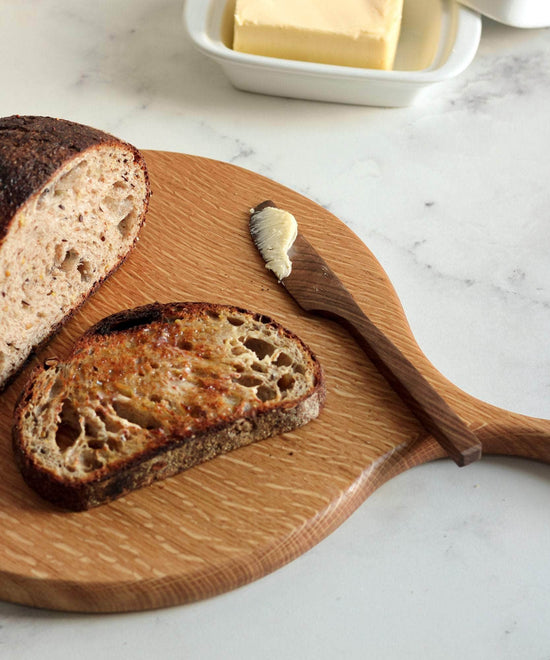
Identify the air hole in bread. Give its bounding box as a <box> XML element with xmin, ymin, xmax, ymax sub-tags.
<box><xmin>107</xmin><ymin>437</ymin><xmax>123</xmax><ymax>452</ymax></box>
<box><xmin>205</xmin><ymin>309</ymin><xmax>221</xmax><ymax>320</ymax></box>
<box><xmin>257</xmin><ymin>385</ymin><xmax>276</xmax><ymax>402</ymax></box>
<box><xmin>55</xmin><ymin>399</ymin><xmax>80</xmax><ymax>451</ymax></box>
<box><xmin>112</xmin><ymin>398</ymin><xmax>161</xmax><ymax>430</ymax></box>
<box><xmin>87</xmin><ymin>439</ymin><xmax>105</xmax><ymax>450</ymax></box>
<box><xmin>81</xmin><ymin>450</ymin><xmax>103</xmax><ymax>472</ymax></box>
<box><xmin>83</xmin><ymin>417</ymin><xmax>104</xmax><ymax>440</ymax></box>
<box><xmin>77</xmin><ymin>260</ymin><xmax>93</xmax><ymax>282</ymax></box>
<box><xmin>237</xmin><ymin>375</ymin><xmax>263</xmax><ymax>388</ymax></box>
<box><xmin>277</xmin><ymin>374</ymin><xmax>295</xmax><ymax>391</ymax></box>
<box><xmin>177</xmin><ymin>338</ymin><xmax>193</xmax><ymax>351</ymax></box>
<box><xmin>244</xmin><ymin>337</ymin><xmax>275</xmax><ymax>360</ymax></box>
<box><xmin>276</xmin><ymin>352</ymin><xmax>293</xmax><ymax>367</ymax></box>
<box><xmin>56</xmin><ymin>160</ymin><xmax>88</xmax><ymax>192</ymax></box>
<box><xmin>55</xmin><ymin>248</ymin><xmax>94</xmax><ymax>284</ymax></box>
<box><xmin>95</xmin><ymin>406</ymin><xmax>122</xmax><ymax>434</ymax></box>
<box><xmin>59</xmin><ymin>396</ymin><xmax>79</xmax><ymax>424</ymax></box>
<box><xmin>56</xmin><ymin>247</ymin><xmax>78</xmax><ymax>272</ymax></box>
<box><xmin>48</xmin><ymin>377</ymin><xmax>64</xmax><ymax>400</ymax></box>
<box><xmin>227</xmin><ymin>316</ymin><xmax>244</xmax><ymax>326</ymax></box>
<box><xmin>101</xmin><ymin>192</ymin><xmax>132</xmax><ymax>218</ymax></box>
<box><xmin>117</xmin><ymin>209</ymin><xmax>137</xmax><ymax>238</ymax></box>
<box><xmin>251</xmin><ymin>362</ymin><xmax>266</xmax><ymax>373</ymax></box>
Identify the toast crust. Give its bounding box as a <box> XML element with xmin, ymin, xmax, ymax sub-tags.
<box><xmin>13</xmin><ymin>303</ymin><xmax>325</xmax><ymax>510</ymax></box>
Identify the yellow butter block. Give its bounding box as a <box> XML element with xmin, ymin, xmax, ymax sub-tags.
<box><xmin>233</xmin><ymin>0</ymin><xmax>404</xmax><ymax>71</ymax></box>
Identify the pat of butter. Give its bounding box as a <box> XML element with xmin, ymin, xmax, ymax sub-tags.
<box><xmin>250</xmin><ymin>206</ymin><xmax>298</xmax><ymax>281</ymax></box>
<box><xmin>233</xmin><ymin>0</ymin><xmax>404</xmax><ymax>71</ymax></box>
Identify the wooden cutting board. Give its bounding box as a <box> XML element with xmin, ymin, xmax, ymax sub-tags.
<box><xmin>1</xmin><ymin>151</ymin><xmax>549</xmax><ymax>613</ymax></box>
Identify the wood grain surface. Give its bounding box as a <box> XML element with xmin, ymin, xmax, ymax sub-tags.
<box><xmin>0</xmin><ymin>151</ymin><xmax>549</xmax><ymax>613</ymax></box>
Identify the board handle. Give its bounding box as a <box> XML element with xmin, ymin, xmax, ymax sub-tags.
<box><xmin>321</xmin><ymin>298</ymin><xmax>482</xmax><ymax>467</ymax></box>
<box><xmin>321</xmin><ymin>301</ymin><xmax>550</xmax><ymax>467</ymax></box>
<box><xmin>440</xmin><ymin>388</ymin><xmax>550</xmax><ymax>463</ymax></box>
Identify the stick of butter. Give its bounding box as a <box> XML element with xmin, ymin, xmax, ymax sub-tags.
<box><xmin>233</xmin><ymin>0</ymin><xmax>404</xmax><ymax>71</ymax></box>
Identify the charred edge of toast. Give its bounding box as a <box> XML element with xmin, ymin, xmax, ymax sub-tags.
<box><xmin>83</xmin><ymin>302</ymin><xmax>292</xmax><ymax>340</ymax></box>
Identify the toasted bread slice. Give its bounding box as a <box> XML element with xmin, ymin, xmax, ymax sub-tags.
<box><xmin>0</xmin><ymin>115</ymin><xmax>150</xmax><ymax>389</ymax></box>
<box><xmin>13</xmin><ymin>302</ymin><xmax>325</xmax><ymax>510</ymax></box>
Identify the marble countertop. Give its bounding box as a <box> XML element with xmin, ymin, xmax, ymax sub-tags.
<box><xmin>1</xmin><ymin>1</ymin><xmax>549</xmax><ymax>657</ymax></box>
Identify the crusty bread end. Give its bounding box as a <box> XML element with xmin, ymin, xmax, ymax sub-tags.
<box><xmin>0</xmin><ymin>115</ymin><xmax>150</xmax><ymax>389</ymax></box>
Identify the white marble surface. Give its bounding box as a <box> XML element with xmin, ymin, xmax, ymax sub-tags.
<box><xmin>1</xmin><ymin>1</ymin><xmax>550</xmax><ymax>657</ymax></box>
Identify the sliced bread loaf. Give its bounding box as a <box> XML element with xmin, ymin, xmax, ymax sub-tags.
<box><xmin>13</xmin><ymin>302</ymin><xmax>325</xmax><ymax>510</ymax></box>
<box><xmin>0</xmin><ymin>115</ymin><xmax>150</xmax><ymax>389</ymax></box>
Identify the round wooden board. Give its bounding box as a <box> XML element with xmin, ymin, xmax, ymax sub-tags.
<box><xmin>0</xmin><ymin>151</ymin><xmax>548</xmax><ymax>613</ymax></box>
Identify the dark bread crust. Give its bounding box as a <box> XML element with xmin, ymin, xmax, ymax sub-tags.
<box><xmin>0</xmin><ymin>115</ymin><xmax>150</xmax><ymax>242</ymax></box>
<box><xmin>0</xmin><ymin>115</ymin><xmax>151</xmax><ymax>389</ymax></box>
<box><xmin>13</xmin><ymin>302</ymin><xmax>326</xmax><ymax>511</ymax></box>
<box><xmin>83</xmin><ymin>301</ymin><xmax>296</xmax><ymax>339</ymax></box>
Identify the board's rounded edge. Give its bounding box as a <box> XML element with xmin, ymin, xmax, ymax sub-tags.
<box><xmin>0</xmin><ymin>434</ymin><xmax>443</xmax><ymax>614</ymax></box>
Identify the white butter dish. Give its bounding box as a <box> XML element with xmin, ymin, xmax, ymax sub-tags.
<box><xmin>460</xmin><ymin>0</ymin><xmax>550</xmax><ymax>28</ymax></box>
<box><xmin>183</xmin><ymin>0</ymin><xmax>481</xmax><ymax>107</ymax></box>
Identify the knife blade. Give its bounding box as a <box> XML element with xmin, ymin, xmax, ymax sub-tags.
<box><xmin>249</xmin><ymin>200</ymin><xmax>482</xmax><ymax>467</ymax></box>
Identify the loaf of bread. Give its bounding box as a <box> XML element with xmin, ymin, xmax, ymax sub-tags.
<box><xmin>0</xmin><ymin>115</ymin><xmax>150</xmax><ymax>389</ymax></box>
<box><xmin>13</xmin><ymin>302</ymin><xmax>325</xmax><ymax>510</ymax></box>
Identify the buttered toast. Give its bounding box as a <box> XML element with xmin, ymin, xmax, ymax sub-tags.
<box><xmin>13</xmin><ymin>302</ymin><xmax>325</xmax><ymax>510</ymax></box>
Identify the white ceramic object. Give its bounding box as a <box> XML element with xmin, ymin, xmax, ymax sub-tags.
<box><xmin>461</xmin><ymin>0</ymin><xmax>550</xmax><ymax>28</ymax></box>
<box><xmin>183</xmin><ymin>0</ymin><xmax>482</xmax><ymax>107</ymax></box>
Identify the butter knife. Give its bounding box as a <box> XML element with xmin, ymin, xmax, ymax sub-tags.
<box><xmin>250</xmin><ymin>200</ymin><xmax>482</xmax><ymax>467</ymax></box>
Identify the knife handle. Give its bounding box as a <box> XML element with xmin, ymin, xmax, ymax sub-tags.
<box><xmin>319</xmin><ymin>299</ymin><xmax>482</xmax><ymax>467</ymax></box>
<box><xmin>254</xmin><ymin>208</ymin><xmax>483</xmax><ymax>467</ymax></box>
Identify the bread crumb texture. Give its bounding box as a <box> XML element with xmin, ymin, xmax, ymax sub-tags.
<box><xmin>16</xmin><ymin>304</ymin><xmax>324</xmax><ymax>487</ymax></box>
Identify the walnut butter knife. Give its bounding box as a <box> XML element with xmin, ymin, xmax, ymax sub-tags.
<box><xmin>249</xmin><ymin>200</ymin><xmax>482</xmax><ymax>467</ymax></box>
